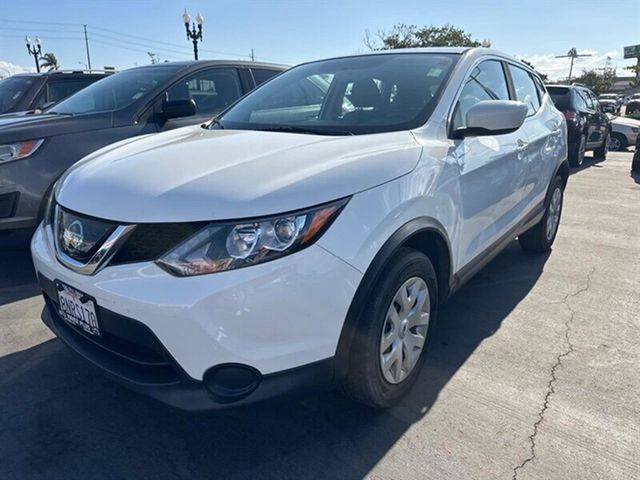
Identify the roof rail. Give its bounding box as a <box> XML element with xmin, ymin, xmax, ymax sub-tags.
<box><xmin>46</xmin><ymin>69</ymin><xmax>117</xmax><ymax>75</ymax></box>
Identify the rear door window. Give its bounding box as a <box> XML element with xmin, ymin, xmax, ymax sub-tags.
<box><xmin>251</xmin><ymin>68</ymin><xmax>281</xmax><ymax>86</ymax></box>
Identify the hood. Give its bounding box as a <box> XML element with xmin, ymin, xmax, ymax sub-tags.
<box><xmin>57</xmin><ymin>125</ymin><xmax>422</xmax><ymax>223</ymax></box>
<box><xmin>0</xmin><ymin>112</ymin><xmax>112</xmax><ymax>142</ymax></box>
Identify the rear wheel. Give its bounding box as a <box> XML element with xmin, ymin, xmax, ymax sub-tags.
<box><xmin>569</xmin><ymin>134</ymin><xmax>586</xmax><ymax>167</ymax></box>
<box><xmin>519</xmin><ymin>176</ymin><xmax>564</xmax><ymax>253</ymax></box>
<box><xmin>341</xmin><ymin>248</ymin><xmax>438</xmax><ymax>408</ymax></box>
<box><xmin>593</xmin><ymin>132</ymin><xmax>609</xmax><ymax>159</ymax></box>
<box><xmin>609</xmin><ymin>132</ymin><xmax>627</xmax><ymax>152</ymax></box>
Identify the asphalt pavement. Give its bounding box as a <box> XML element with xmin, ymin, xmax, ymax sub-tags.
<box><xmin>1</xmin><ymin>150</ymin><xmax>638</xmax><ymax>480</ymax></box>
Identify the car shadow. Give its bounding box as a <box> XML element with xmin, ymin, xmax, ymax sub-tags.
<box><xmin>569</xmin><ymin>153</ymin><xmax>605</xmax><ymax>175</ymax></box>
<box><xmin>0</xmin><ymin>241</ymin><xmax>549</xmax><ymax>480</ymax></box>
<box><xmin>0</xmin><ymin>246</ymin><xmax>40</xmax><ymax>306</ymax></box>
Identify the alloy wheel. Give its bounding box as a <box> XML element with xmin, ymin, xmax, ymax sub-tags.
<box><xmin>546</xmin><ymin>187</ymin><xmax>563</xmax><ymax>241</ymax></box>
<box><xmin>379</xmin><ymin>277</ymin><xmax>430</xmax><ymax>384</ymax></box>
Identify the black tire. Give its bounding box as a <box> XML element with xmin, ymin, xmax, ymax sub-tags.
<box><xmin>609</xmin><ymin>132</ymin><xmax>627</xmax><ymax>152</ymax></box>
<box><xmin>519</xmin><ymin>176</ymin><xmax>564</xmax><ymax>253</ymax></box>
<box><xmin>341</xmin><ymin>247</ymin><xmax>438</xmax><ymax>408</ymax></box>
<box><xmin>568</xmin><ymin>134</ymin><xmax>586</xmax><ymax>167</ymax></box>
<box><xmin>593</xmin><ymin>131</ymin><xmax>609</xmax><ymax>159</ymax></box>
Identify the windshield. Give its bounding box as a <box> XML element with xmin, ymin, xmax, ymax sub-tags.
<box><xmin>50</xmin><ymin>67</ymin><xmax>178</xmax><ymax>114</ymax></box>
<box><xmin>216</xmin><ymin>53</ymin><xmax>459</xmax><ymax>135</ymax></box>
<box><xmin>0</xmin><ymin>76</ymin><xmax>36</xmax><ymax>114</ymax></box>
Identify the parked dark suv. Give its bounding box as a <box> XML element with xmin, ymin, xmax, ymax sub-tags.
<box><xmin>0</xmin><ymin>70</ymin><xmax>110</xmax><ymax>115</ymax></box>
<box><xmin>0</xmin><ymin>60</ymin><xmax>287</xmax><ymax>239</ymax></box>
<box><xmin>546</xmin><ymin>84</ymin><xmax>610</xmax><ymax>167</ymax></box>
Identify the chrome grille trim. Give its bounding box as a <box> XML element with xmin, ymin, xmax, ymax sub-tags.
<box><xmin>53</xmin><ymin>205</ymin><xmax>137</xmax><ymax>275</ymax></box>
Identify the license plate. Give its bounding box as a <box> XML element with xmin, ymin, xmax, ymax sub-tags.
<box><xmin>56</xmin><ymin>281</ymin><xmax>101</xmax><ymax>337</ymax></box>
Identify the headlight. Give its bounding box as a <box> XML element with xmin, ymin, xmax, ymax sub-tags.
<box><xmin>156</xmin><ymin>198</ymin><xmax>349</xmax><ymax>276</ymax></box>
<box><xmin>0</xmin><ymin>139</ymin><xmax>45</xmax><ymax>164</ymax></box>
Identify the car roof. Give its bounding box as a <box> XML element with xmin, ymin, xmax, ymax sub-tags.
<box><xmin>12</xmin><ymin>70</ymin><xmax>110</xmax><ymax>78</ymax></box>
<box><xmin>128</xmin><ymin>59</ymin><xmax>289</xmax><ymax>72</ymax></box>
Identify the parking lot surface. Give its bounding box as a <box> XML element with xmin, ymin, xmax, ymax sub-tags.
<box><xmin>1</xmin><ymin>151</ymin><xmax>639</xmax><ymax>480</ymax></box>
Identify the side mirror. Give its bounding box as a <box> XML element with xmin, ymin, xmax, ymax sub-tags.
<box><xmin>161</xmin><ymin>99</ymin><xmax>196</xmax><ymax>119</ymax></box>
<box><xmin>454</xmin><ymin>100</ymin><xmax>528</xmax><ymax>138</ymax></box>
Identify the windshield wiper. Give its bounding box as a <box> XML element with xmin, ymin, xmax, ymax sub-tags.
<box><xmin>257</xmin><ymin>125</ymin><xmax>354</xmax><ymax>136</ymax></box>
<box><xmin>209</xmin><ymin>118</ymin><xmax>224</xmax><ymax>129</ymax></box>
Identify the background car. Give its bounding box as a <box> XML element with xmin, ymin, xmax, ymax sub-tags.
<box><xmin>598</xmin><ymin>93</ymin><xmax>622</xmax><ymax>109</ymax></box>
<box><xmin>607</xmin><ymin>114</ymin><xmax>639</xmax><ymax>151</ymax></box>
<box><xmin>0</xmin><ymin>70</ymin><xmax>110</xmax><ymax>115</ymax></box>
<box><xmin>0</xmin><ymin>60</ymin><xmax>287</xmax><ymax>240</ymax></box>
<box><xmin>599</xmin><ymin>98</ymin><xmax>618</xmax><ymax>114</ymax></box>
<box><xmin>626</xmin><ymin>98</ymin><xmax>640</xmax><ymax>115</ymax></box>
<box><xmin>547</xmin><ymin>84</ymin><xmax>610</xmax><ymax>166</ymax></box>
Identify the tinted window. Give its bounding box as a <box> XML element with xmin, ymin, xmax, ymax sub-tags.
<box><xmin>251</xmin><ymin>68</ymin><xmax>281</xmax><ymax>86</ymax></box>
<box><xmin>217</xmin><ymin>53</ymin><xmax>459</xmax><ymax>135</ymax></box>
<box><xmin>167</xmin><ymin>68</ymin><xmax>242</xmax><ymax>116</ymax></box>
<box><xmin>0</xmin><ymin>76</ymin><xmax>36</xmax><ymax>113</ymax></box>
<box><xmin>508</xmin><ymin>65</ymin><xmax>540</xmax><ymax>116</ymax></box>
<box><xmin>547</xmin><ymin>86</ymin><xmax>572</xmax><ymax>110</ymax></box>
<box><xmin>50</xmin><ymin>67</ymin><xmax>178</xmax><ymax>114</ymax></box>
<box><xmin>453</xmin><ymin>60</ymin><xmax>509</xmax><ymax>129</ymax></box>
<box><xmin>580</xmin><ymin>89</ymin><xmax>594</xmax><ymax>109</ymax></box>
<box><xmin>34</xmin><ymin>79</ymin><xmax>97</xmax><ymax>108</ymax></box>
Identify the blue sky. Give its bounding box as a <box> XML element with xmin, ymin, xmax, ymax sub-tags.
<box><xmin>1</xmin><ymin>0</ymin><xmax>639</xmax><ymax>79</ymax></box>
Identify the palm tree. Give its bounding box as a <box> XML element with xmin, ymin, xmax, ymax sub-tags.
<box><xmin>39</xmin><ymin>53</ymin><xmax>59</xmax><ymax>71</ymax></box>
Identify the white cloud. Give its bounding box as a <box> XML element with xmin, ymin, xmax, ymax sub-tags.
<box><xmin>0</xmin><ymin>60</ymin><xmax>35</xmax><ymax>78</ymax></box>
<box><xmin>517</xmin><ymin>50</ymin><xmax>635</xmax><ymax>81</ymax></box>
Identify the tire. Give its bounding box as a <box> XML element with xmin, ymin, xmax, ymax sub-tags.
<box><xmin>593</xmin><ymin>131</ymin><xmax>609</xmax><ymax>159</ymax></box>
<box><xmin>519</xmin><ymin>176</ymin><xmax>564</xmax><ymax>253</ymax></box>
<box><xmin>341</xmin><ymin>247</ymin><xmax>438</xmax><ymax>408</ymax></box>
<box><xmin>609</xmin><ymin>132</ymin><xmax>627</xmax><ymax>152</ymax></box>
<box><xmin>568</xmin><ymin>134</ymin><xmax>586</xmax><ymax>167</ymax></box>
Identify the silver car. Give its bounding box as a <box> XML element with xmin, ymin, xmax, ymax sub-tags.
<box><xmin>608</xmin><ymin>114</ymin><xmax>640</xmax><ymax>151</ymax></box>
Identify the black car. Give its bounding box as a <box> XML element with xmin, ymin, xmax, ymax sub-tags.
<box><xmin>0</xmin><ymin>60</ymin><xmax>287</xmax><ymax>238</ymax></box>
<box><xmin>546</xmin><ymin>84</ymin><xmax>611</xmax><ymax>167</ymax></box>
<box><xmin>0</xmin><ymin>70</ymin><xmax>110</xmax><ymax>115</ymax></box>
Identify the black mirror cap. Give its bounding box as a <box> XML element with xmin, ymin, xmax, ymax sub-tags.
<box><xmin>161</xmin><ymin>99</ymin><xmax>196</xmax><ymax>119</ymax></box>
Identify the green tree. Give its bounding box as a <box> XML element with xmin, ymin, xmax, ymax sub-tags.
<box><xmin>520</xmin><ymin>59</ymin><xmax>549</xmax><ymax>83</ymax></box>
<box><xmin>39</xmin><ymin>52</ymin><xmax>59</xmax><ymax>71</ymax></box>
<box><xmin>573</xmin><ymin>68</ymin><xmax>617</xmax><ymax>95</ymax></box>
<box><xmin>365</xmin><ymin>24</ymin><xmax>490</xmax><ymax>50</ymax></box>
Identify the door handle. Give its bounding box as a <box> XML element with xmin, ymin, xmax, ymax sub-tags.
<box><xmin>517</xmin><ymin>139</ymin><xmax>529</xmax><ymax>151</ymax></box>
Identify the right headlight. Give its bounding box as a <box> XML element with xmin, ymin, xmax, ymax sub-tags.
<box><xmin>156</xmin><ymin>198</ymin><xmax>349</xmax><ymax>277</ymax></box>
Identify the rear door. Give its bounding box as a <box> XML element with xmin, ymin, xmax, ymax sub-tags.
<box><xmin>161</xmin><ymin>67</ymin><xmax>244</xmax><ymax>130</ymax></box>
<box><xmin>507</xmin><ymin>64</ymin><xmax>563</xmax><ymax>209</ymax></box>
<box><xmin>250</xmin><ymin>68</ymin><xmax>282</xmax><ymax>87</ymax></box>
<box><xmin>452</xmin><ymin>59</ymin><xmax>529</xmax><ymax>268</ymax></box>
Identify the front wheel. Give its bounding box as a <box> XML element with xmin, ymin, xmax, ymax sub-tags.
<box><xmin>609</xmin><ymin>132</ymin><xmax>627</xmax><ymax>152</ymax></box>
<box><xmin>519</xmin><ymin>176</ymin><xmax>564</xmax><ymax>253</ymax></box>
<box><xmin>341</xmin><ymin>248</ymin><xmax>438</xmax><ymax>408</ymax></box>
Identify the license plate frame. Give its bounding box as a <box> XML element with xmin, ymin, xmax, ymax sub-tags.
<box><xmin>55</xmin><ymin>281</ymin><xmax>102</xmax><ymax>337</ymax></box>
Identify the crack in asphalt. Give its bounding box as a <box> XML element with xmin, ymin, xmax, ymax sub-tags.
<box><xmin>511</xmin><ymin>267</ymin><xmax>595</xmax><ymax>480</ymax></box>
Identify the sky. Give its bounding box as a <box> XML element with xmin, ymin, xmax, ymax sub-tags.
<box><xmin>1</xmin><ymin>0</ymin><xmax>639</xmax><ymax>80</ymax></box>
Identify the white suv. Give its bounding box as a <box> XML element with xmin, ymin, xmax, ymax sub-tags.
<box><xmin>31</xmin><ymin>48</ymin><xmax>568</xmax><ymax>410</ymax></box>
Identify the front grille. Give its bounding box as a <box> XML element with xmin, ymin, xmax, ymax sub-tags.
<box><xmin>110</xmin><ymin>222</ymin><xmax>205</xmax><ymax>265</ymax></box>
<box><xmin>0</xmin><ymin>192</ymin><xmax>19</xmax><ymax>219</ymax></box>
<box><xmin>56</xmin><ymin>206</ymin><xmax>118</xmax><ymax>263</ymax></box>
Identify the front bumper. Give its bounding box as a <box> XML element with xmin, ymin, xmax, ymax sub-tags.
<box><xmin>32</xmin><ymin>223</ymin><xmax>362</xmax><ymax>409</ymax></box>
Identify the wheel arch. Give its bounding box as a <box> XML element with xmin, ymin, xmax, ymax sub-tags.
<box><xmin>334</xmin><ymin>217</ymin><xmax>453</xmax><ymax>382</ymax></box>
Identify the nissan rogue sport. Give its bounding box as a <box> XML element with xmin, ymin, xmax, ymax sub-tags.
<box><xmin>32</xmin><ymin>48</ymin><xmax>568</xmax><ymax>410</ymax></box>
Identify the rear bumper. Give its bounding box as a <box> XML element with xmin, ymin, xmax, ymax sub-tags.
<box><xmin>40</xmin><ymin>291</ymin><xmax>335</xmax><ymax>411</ymax></box>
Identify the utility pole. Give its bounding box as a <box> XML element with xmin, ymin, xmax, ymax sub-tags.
<box><xmin>555</xmin><ymin>48</ymin><xmax>592</xmax><ymax>84</ymax></box>
<box><xmin>83</xmin><ymin>25</ymin><xmax>92</xmax><ymax>70</ymax></box>
<box><xmin>250</xmin><ymin>48</ymin><xmax>255</xmax><ymax>62</ymax></box>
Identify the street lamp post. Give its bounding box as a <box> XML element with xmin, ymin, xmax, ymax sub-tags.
<box><xmin>182</xmin><ymin>9</ymin><xmax>204</xmax><ymax>60</ymax></box>
<box><xmin>25</xmin><ymin>35</ymin><xmax>42</xmax><ymax>73</ymax></box>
